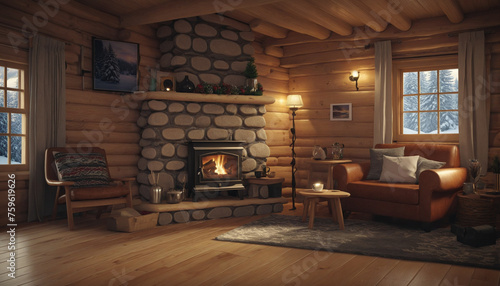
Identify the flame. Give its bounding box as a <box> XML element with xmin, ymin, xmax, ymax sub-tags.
<box><xmin>214</xmin><ymin>155</ymin><xmax>227</xmax><ymax>175</ymax></box>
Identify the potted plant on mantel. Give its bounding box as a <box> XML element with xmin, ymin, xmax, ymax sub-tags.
<box><xmin>244</xmin><ymin>57</ymin><xmax>258</xmax><ymax>93</ymax></box>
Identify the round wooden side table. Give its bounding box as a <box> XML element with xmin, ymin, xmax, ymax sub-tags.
<box><xmin>299</xmin><ymin>190</ymin><xmax>350</xmax><ymax>230</ymax></box>
<box><xmin>457</xmin><ymin>193</ymin><xmax>496</xmax><ymax>227</ymax></box>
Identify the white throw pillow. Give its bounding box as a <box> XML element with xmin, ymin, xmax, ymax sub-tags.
<box><xmin>379</xmin><ymin>155</ymin><xmax>420</xmax><ymax>184</ymax></box>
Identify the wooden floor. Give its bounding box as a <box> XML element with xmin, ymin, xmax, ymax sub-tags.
<box><xmin>1</xmin><ymin>202</ymin><xmax>499</xmax><ymax>286</ymax></box>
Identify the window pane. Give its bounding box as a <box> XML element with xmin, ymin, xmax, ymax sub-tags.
<box><xmin>7</xmin><ymin>90</ymin><xmax>18</xmax><ymax>108</ymax></box>
<box><xmin>420</xmin><ymin>94</ymin><xmax>437</xmax><ymax>111</ymax></box>
<box><xmin>0</xmin><ymin>66</ymin><xmax>4</xmax><ymax>87</ymax></box>
<box><xmin>7</xmin><ymin>68</ymin><xmax>19</xmax><ymax>88</ymax></box>
<box><xmin>0</xmin><ymin>113</ymin><xmax>7</xmax><ymax>133</ymax></box>
<box><xmin>420</xmin><ymin>112</ymin><xmax>438</xmax><ymax>134</ymax></box>
<box><xmin>11</xmin><ymin>136</ymin><xmax>22</xmax><ymax>164</ymax></box>
<box><xmin>420</xmin><ymin>70</ymin><xmax>437</xmax><ymax>93</ymax></box>
<box><xmin>403</xmin><ymin>96</ymin><xmax>418</xmax><ymax>111</ymax></box>
<box><xmin>439</xmin><ymin>69</ymin><xmax>458</xmax><ymax>92</ymax></box>
<box><xmin>440</xmin><ymin>93</ymin><xmax>458</xmax><ymax>110</ymax></box>
<box><xmin>0</xmin><ymin>90</ymin><xmax>4</xmax><ymax>107</ymax></box>
<box><xmin>11</xmin><ymin>113</ymin><xmax>22</xmax><ymax>134</ymax></box>
<box><xmin>403</xmin><ymin>112</ymin><xmax>418</xmax><ymax>134</ymax></box>
<box><xmin>0</xmin><ymin>136</ymin><xmax>7</xmax><ymax>163</ymax></box>
<box><xmin>440</xmin><ymin>111</ymin><xmax>459</xmax><ymax>133</ymax></box>
<box><xmin>403</xmin><ymin>72</ymin><xmax>418</xmax><ymax>95</ymax></box>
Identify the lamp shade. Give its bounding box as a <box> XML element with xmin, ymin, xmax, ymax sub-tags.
<box><xmin>286</xmin><ymin>94</ymin><xmax>303</xmax><ymax>109</ymax></box>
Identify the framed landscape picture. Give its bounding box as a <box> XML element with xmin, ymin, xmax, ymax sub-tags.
<box><xmin>330</xmin><ymin>103</ymin><xmax>352</xmax><ymax>121</ymax></box>
<box><xmin>92</xmin><ymin>38</ymin><xmax>139</xmax><ymax>93</ymax></box>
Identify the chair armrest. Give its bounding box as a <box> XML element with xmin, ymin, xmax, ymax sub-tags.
<box><xmin>333</xmin><ymin>162</ymin><xmax>370</xmax><ymax>191</ymax></box>
<box><xmin>45</xmin><ymin>178</ymin><xmax>75</xmax><ymax>187</ymax></box>
<box><xmin>419</xmin><ymin>167</ymin><xmax>467</xmax><ymax>193</ymax></box>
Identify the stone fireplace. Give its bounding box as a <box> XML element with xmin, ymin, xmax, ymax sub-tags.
<box><xmin>136</xmin><ymin>94</ymin><xmax>274</xmax><ymax>201</ymax></box>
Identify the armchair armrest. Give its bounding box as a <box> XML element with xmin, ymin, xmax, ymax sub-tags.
<box><xmin>333</xmin><ymin>162</ymin><xmax>370</xmax><ymax>191</ymax></box>
<box><xmin>45</xmin><ymin>178</ymin><xmax>75</xmax><ymax>187</ymax></box>
<box><xmin>419</xmin><ymin>167</ymin><xmax>467</xmax><ymax>193</ymax></box>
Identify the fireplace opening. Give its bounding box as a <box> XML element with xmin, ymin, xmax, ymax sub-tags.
<box><xmin>188</xmin><ymin>140</ymin><xmax>246</xmax><ymax>202</ymax></box>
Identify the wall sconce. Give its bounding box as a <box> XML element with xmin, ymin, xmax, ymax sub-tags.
<box><xmin>286</xmin><ymin>94</ymin><xmax>303</xmax><ymax>210</ymax></box>
<box><xmin>349</xmin><ymin>71</ymin><xmax>359</xmax><ymax>91</ymax></box>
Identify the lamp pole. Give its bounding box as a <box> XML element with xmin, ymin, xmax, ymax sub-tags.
<box><xmin>290</xmin><ymin>107</ymin><xmax>298</xmax><ymax>210</ymax></box>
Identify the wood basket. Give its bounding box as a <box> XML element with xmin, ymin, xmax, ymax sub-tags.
<box><xmin>457</xmin><ymin>194</ymin><xmax>496</xmax><ymax>227</ymax></box>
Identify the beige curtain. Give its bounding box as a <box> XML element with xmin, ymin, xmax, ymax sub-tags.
<box><xmin>373</xmin><ymin>40</ymin><xmax>393</xmax><ymax>145</ymax></box>
<box><xmin>458</xmin><ymin>31</ymin><xmax>489</xmax><ymax>174</ymax></box>
<box><xmin>28</xmin><ymin>35</ymin><xmax>66</xmax><ymax>221</ymax></box>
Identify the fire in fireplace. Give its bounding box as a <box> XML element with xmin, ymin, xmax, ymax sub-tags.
<box><xmin>188</xmin><ymin>140</ymin><xmax>245</xmax><ymax>202</ymax></box>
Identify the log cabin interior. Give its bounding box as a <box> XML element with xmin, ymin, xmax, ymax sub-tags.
<box><xmin>1</xmin><ymin>0</ymin><xmax>500</xmax><ymax>284</ymax></box>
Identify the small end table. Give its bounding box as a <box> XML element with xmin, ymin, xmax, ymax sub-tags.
<box><xmin>308</xmin><ymin>159</ymin><xmax>352</xmax><ymax>190</ymax></box>
<box><xmin>299</xmin><ymin>190</ymin><xmax>350</xmax><ymax>230</ymax></box>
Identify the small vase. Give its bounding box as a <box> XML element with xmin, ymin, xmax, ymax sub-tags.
<box><xmin>312</xmin><ymin>145</ymin><xmax>326</xmax><ymax>160</ymax></box>
<box><xmin>177</xmin><ymin>75</ymin><xmax>195</xmax><ymax>93</ymax></box>
<box><xmin>150</xmin><ymin>185</ymin><xmax>163</xmax><ymax>204</ymax></box>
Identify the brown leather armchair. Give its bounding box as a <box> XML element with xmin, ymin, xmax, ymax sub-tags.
<box><xmin>45</xmin><ymin>147</ymin><xmax>134</xmax><ymax>230</ymax></box>
<box><xmin>333</xmin><ymin>143</ymin><xmax>467</xmax><ymax>226</ymax></box>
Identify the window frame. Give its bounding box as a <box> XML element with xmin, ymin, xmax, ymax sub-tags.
<box><xmin>0</xmin><ymin>60</ymin><xmax>29</xmax><ymax>172</ymax></box>
<box><xmin>392</xmin><ymin>55</ymin><xmax>459</xmax><ymax>143</ymax></box>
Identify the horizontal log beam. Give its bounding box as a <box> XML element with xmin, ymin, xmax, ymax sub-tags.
<box><xmin>438</xmin><ymin>0</ymin><xmax>464</xmax><ymax>24</ymax></box>
<box><xmin>120</xmin><ymin>0</ymin><xmax>284</xmax><ymax>27</ymax></box>
<box><xmin>250</xmin><ymin>19</ymin><xmax>288</xmax><ymax>39</ymax></box>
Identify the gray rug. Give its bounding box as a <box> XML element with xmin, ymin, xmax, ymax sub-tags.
<box><xmin>216</xmin><ymin>215</ymin><xmax>500</xmax><ymax>270</ymax></box>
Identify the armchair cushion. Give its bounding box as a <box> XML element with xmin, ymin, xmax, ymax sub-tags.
<box><xmin>54</xmin><ymin>152</ymin><xmax>111</xmax><ymax>188</ymax></box>
<box><xmin>366</xmin><ymin>147</ymin><xmax>405</xmax><ymax>180</ymax></box>
<box><xmin>379</xmin><ymin>155</ymin><xmax>419</xmax><ymax>184</ymax></box>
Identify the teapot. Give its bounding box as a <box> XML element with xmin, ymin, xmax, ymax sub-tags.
<box><xmin>332</xmin><ymin>142</ymin><xmax>344</xmax><ymax>159</ymax></box>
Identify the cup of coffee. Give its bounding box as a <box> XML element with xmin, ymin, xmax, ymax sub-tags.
<box><xmin>255</xmin><ymin>171</ymin><xmax>262</xmax><ymax>178</ymax></box>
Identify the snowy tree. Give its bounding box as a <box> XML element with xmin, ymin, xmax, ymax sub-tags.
<box><xmin>0</xmin><ymin>113</ymin><xmax>7</xmax><ymax>158</ymax></box>
<box><xmin>403</xmin><ymin>72</ymin><xmax>418</xmax><ymax>95</ymax></box>
<box><xmin>101</xmin><ymin>44</ymin><xmax>120</xmax><ymax>83</ymax></box>
<box><xmin>439</xmin><ymin>69</ymin><xmax>458</xmax><ymax>92</ymax></box>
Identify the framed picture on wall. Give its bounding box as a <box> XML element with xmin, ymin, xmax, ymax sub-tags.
<box><xmin>92</xmin><ymin>38</ymin><xmax>139</xmax><ymax>93</ymax></box>
<box><xmin>330</xmin><ymin>103</ymin><xmax>352</xmax><ymax>121</ymax></box>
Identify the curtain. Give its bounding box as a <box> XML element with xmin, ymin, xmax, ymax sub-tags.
<box><xmin>458</xmin><ymin>31</ymin><xmax>489</xmax><ymax>174</ymax></box>
<box><xmin>373</xmin><ymin>40</ymin><xmax>393</xmax><ymax>145</ymax></box>
<box><xmin>28</xmin><ymin>35</ymin><xmax>66</xmax><ymax>222</ymax></box>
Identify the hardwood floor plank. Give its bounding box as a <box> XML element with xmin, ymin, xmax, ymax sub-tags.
<box><xmin>377</xmin><ymin>260</ymin><xmax>425</xmax><ymax>286</ymax></box>
<box><xmin>345</xmin><ymin>257</ymin><xmax>400</xmax><ymax>285</ymax></box>
<box><xmin>470</xmin><ymin>268</ymin><xmax>500</xmax><ymax>286</ymax></box>
<box><xmin>440</xmin><ymin>266</ymin><xmax>475</xmax><ymax>286</ymax></box>
<box><xmin>408</xmin><ymin>263</ymin><xmax>452</xmax><ymax>286</ymax></box>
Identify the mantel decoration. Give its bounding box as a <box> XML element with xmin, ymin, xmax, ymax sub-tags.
<box><xmin>244</xmin><ymin>56</ymin><xmax>259</xmax><ymax>93</ymax></box>
<box><xmin>92</xmin><ymin>38</ymin><xmax>139</xmax><ymax>93</ymax></box>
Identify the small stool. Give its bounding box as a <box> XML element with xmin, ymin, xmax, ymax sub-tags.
<box><xmin>299</xmin><ymin>190</ymin><xmax>350</xmax><ymax>229</ymax></box>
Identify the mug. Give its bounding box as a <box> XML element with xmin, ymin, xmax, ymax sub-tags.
<box><xmin>255</xmin><ymin>171</ymin><xmax>262</xmax><ymax>178</ymax></box>
<box><xmin>262</xmin><ymin>166</ymin><xmax>271</xmax><ymax>177</ymax></box>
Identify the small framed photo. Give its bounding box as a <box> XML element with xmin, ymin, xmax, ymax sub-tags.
<box><xmin>92</xmin><ymin>38</ymin><xmax>139</xmax><ymax>93</ymax></box>
<box><xmin>156</xmin><ymin>71</ymin><xmax>175</xmax><ymax>92</ymax></box>
<box><xmin>330</xmin><ymin>103</ymin><xmax>352</xmax><ymax>121</ymax></box>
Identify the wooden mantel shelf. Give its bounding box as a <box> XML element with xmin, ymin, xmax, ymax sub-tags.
<box><xmin>136</xmin><ymin>91</ymin><xmax>276</xmax><ymax>105</ymax></box>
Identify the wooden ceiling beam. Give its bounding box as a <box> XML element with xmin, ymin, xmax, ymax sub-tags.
<box><xmin>263</xmin><ymin>31</ymin><xmax>326</xmax><ymax>47</ymax></box>
<box><xmin>120</xmin><ymin>0</ymin><xmax>284</xmax><ymax>27</ymax></box>
<box><xmin>437</xmin><ymin>0</ymin><xmax>464</xmax><ymax>23</ymax></box>
<box><xmin>241</xmin><ymin>5</ymin><xmax>331</xmax><ymax>40</ymax></box>
<box><xmin>363</xmin><ymin>0</ymin><xmax>412</xmax><ymax>31</ymax></box>
<box><xmin>281</xmin><ymin>0</ymin><xmax>353</xmax><ymax>36</ymax></box>
<box><xmin>313</xmin><ymin>0</ymin><xmax>388</xmax><ymax>32</ymax></box>
<box><xmin>200</xmin><ymin>14</ymin><xmax>250</xmax><ymax>31</ymax></box>
<box><xmin>250</xmin><ymin>19</ymin><xmax>289</xmax><ymax>39</ymax></box>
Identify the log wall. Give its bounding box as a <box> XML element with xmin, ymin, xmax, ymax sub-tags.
<box><xmin>0</xmin><ymin>1</ymin><xmax>160</xmax><ymax>224</ymax></box>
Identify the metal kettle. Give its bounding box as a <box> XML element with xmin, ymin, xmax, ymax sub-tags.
<box><xmin>332</xmin><ymin>142</ymin><xmax>344</xmax><ymax>159</ymax></box>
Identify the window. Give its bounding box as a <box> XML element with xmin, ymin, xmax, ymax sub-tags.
<box><xmin>0</xmin><ymin>61</ymin><xmax>28</xmax><ymax>170</ymax></box>
<box><xmin>393</xmin><ymin>56</ymin><xmax>459</xmax><ymax>142</ymax></box>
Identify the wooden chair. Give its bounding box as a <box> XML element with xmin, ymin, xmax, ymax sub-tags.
<box><xmin>45</xmin><ymin>147</ymin><xmax>134</xmax><ymax>230</ymax></box>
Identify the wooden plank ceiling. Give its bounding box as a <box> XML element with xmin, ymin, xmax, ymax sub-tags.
<box><xmin>77</xmin><ymin>0</ymin><xmax>500</xmax><ymax>43</ymax></box>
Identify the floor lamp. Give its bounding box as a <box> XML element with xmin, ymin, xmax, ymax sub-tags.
<box><xmin>286</xmin><ymin>94</ymin><xmax>303</xmax><ymax>210</ymax></box>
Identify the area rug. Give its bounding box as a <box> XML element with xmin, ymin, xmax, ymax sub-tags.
<box><xmin>215</xmin><ymin>215</ymin><xmax>500</xmax><ymax>270</ymax></box>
